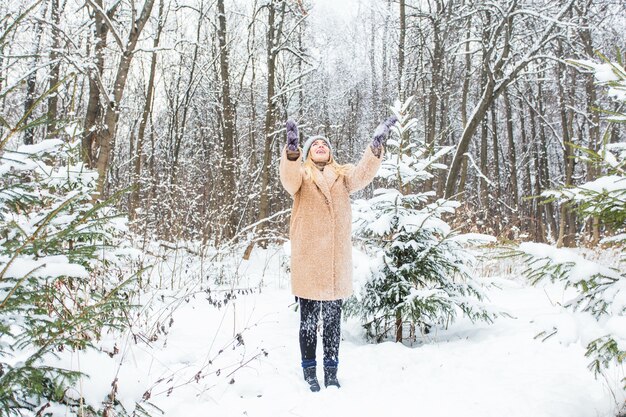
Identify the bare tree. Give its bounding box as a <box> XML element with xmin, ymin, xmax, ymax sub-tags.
<box><xmin>129</xmin><ymin>0</ymin><xmax>165</xmax><ymax>221</ymax></box>
<box><xmin>45</xmin><ymin>0</ymin><xmax>63</xmax><ymax>138</ymax></box>
<box><xmin>445</xmin><ymin>0</ymin><xmax>576</xmax><ymax>199</ymax></box>
<box><xmin>503</xmin><ymin>90</ymin><xmax>518</xmax><ymax>210</ymax></box>
<box><xmin>255</xmin><ymin>0</ymin><xmax>286</xmax><ymax>247</ymax></box>
<box><xmin>82</xmin><ymin>0</ymin><xmax>118</xmax><ymax>167</ymax></box>
<box><xmin>217</xmin><ymin>0</ymin><xmax>238</xmax><ymax>240</ymax></box>
<box><xmin>89</xmin><ymin>0</ymin><xmax>157</xmax><ymax>199</ymax></box>
<box><xmin>398</xmin><ymin>0</ymin><xmax>406</xmax><ymax>101</ymax></box>
<box><xmin>23</xmin><ymin>3</ymin><xmax>47</xmax><ymax>145</ymax></box>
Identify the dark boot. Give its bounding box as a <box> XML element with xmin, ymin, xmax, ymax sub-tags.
<box><xmin>303</xmin><ymin>367</ymin><xmax>320</xmax><ymax>392</ymax></box>
<box><xmin>324</xmin><ymin>367</ymin><xmax>340</xmax><ymax>388</ymax></box>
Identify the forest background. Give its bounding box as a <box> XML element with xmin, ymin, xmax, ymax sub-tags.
<box><xmin>3</xmin><ymin>0</ymin><xmax>624</xmax><ymax>246</ymax></box>
<box><xmin>1</xmin><ymin>0</ymin><xmax>625</xmax><ymax>415</ymax></box>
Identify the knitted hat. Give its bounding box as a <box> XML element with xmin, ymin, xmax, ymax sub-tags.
<box><xmin>302</xmin><ymin>135</ymin><xmax>333</xmax><ymax>161</ymax></box>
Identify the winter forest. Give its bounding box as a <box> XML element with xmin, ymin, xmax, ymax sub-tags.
<box><xmin>1</xmin><ymin>0</ymin><xmax>625</xmax><ymax>415</ymax></box>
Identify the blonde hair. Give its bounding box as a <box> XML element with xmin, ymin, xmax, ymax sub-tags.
<box><xmin>303</xmin><ymin>154</ymin><xmax>351</xmax><ymax>187</ymax></box>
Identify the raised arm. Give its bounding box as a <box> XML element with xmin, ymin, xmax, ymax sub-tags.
<box><xmin>346</xmin><ymin>116</ymin><xmax>397</xmax><ymax>193</ymax></box>
<box><xmin>279</xmin><ymin>120</ymin><xmax>304</xmax><ymax>196</ymax></box>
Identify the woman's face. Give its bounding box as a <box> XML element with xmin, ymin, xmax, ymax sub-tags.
<box><xmin>310</xmin><ymin>139</ymin><xmax>330</xmax><ymax>163</ymax></box>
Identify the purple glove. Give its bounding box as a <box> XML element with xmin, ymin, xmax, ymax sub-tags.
<box><xmin>286</xmin><ymin>120</ymin><xmax>299</xmax><ymax>151</ymax></box>
<box><xmin>371</xmin><ymin>116</ymin><xmax>397</xmax><ymax>149</ymax></box>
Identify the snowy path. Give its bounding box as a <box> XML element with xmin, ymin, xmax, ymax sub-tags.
<box><xmin>64</xmin><ymin>250</ymin><xmax>624</xmax><ymax>417</ymax></box>
<box><xmin>159</xmin><ymin>288</ymin><xmax>618</xmax><ymax>417</ymax></box>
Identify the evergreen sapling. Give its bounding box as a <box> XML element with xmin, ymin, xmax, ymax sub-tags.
<box><xmin>345</xmin><ymin>97</ymin><xmax>497</xmax><ymax>343</ymax></box>
<box><xmin>0</xmin><ymin>132</ymin><xmax>140</xmax><ymax>415</ymax></box>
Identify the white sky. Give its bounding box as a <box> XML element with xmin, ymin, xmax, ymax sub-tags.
<box><xmin>307</xmin><ymin>0</ymin><xmax>362</xmax><ymax>23</ymax></box>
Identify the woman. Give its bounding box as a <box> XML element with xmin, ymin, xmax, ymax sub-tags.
<box><xmin>279</xmin><ymin>117</ymin><xmax>396</xmax><ymax>391</ymax></box>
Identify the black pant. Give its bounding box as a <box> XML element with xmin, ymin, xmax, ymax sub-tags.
<box><xmin>299</xmin><ymin>297</ymin><xmax>342</xmax><ymax>368</ymax></box>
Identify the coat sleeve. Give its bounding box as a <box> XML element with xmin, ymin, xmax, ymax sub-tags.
<box><xmin>345</xmin><ymin>145</ymin><xmax>384</xmax><ymax>194</ymax></box>
<box><xmin>279</xmin><ymin>146</ymin><xmax>304</xmax><ymax>196</ymax></box>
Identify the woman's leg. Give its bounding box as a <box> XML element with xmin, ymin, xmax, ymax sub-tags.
<box><xmin>321</xmin><ymin>299</ymin><xmax>342</xmax><ymax>368</ymax></box>
<box><xmin>321</xmin><ymin>299</ymin><xmax>342</xmax><ymax>387</ymax></box>
<box><xmin>299</xmin><ymin>297</ymin><xmax>321</xmax><ymax>368</ymax></box>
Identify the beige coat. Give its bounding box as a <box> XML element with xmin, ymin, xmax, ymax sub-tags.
<box><xmin>279</xmin><ymin>145</ymin><xmax>383</xmax><ymax>301</ymax></box>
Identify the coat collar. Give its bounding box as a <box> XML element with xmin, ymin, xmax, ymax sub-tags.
<box><xmin>312</xmin><ymin>164</ymin><xmax>339</xmax><ymax>202</ymax></box>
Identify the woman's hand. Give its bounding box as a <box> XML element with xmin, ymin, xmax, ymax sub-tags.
<box><xmin>371</xmin><ymin>116</ymin><xmax>397</xmax><ymax>149</ymax></box>
<box><xmin>286</xmin><ymin>120</ymin><xmax>299</xmax><ymax>151</ymax></box>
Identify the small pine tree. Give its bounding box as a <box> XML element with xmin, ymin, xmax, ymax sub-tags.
<box><xmin>345</xmin><ymin>98</ymin><xmax>496</xmax><ymax>343</ymax></box>
<box><xmin>0</xmin><ymin>78</ymin><xmax>137</xmax><ymax>416</ymax></box>
<box><xmin>0</xmin><ymin>133</ymin><xmax>139</xmax><ymax>415</ymax></box>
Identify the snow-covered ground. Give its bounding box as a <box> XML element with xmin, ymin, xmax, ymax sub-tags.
<box><xmin>51</xmin><ymin>245</ymin><xmax>625</xmax><ymax>417</ymax></box>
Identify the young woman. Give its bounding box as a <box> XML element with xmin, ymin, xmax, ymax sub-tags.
<box><xmin>279</xmin><ymin>117</ymin><xmax>396</xmax><ymax>391</ymax></box>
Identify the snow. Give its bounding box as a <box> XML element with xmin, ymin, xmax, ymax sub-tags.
<box><xmin>518</xmin><ymin>242</ymin><xmax>623</xmax><ymax>283</ymax></box>
<box><xmin>578</xmin><ymin>175</ymin><xmax>626</xmax><ymax>195</ymax></box>
<box><xmin>32</xmin><ymin>245</ymin><xmax>625</xmax><ymax>417</ymax></box>
<box><xmin>0</xmin><ymin>139</ymin><xmax>66</xmax><ymax>174</ymax></box>
<box><xmin>17</xmin><ymin>139</ymin><xmax>64</xmax><ymax>155</ymax></box>
<box><xmin>366</xmin><ymin>212</ymin><xmax>395</xmax><ymax>235</ymax></box>
<box><xmin>372</xmin><ymin>122</ymin><xmax>387</xmax><ymax>139</ymax></box>
<box><xmin>602</xmin><ymin>233</ymin><xmax>626</xmax><ymax>244</ymax></box>
<box><xmin>450</xmin><ymin>233</ymin><xmax>497</xmax><ymax>244</ymax></box>
<box><xmin>593</xmin><ymin>63</ymin><xmax>623</xmax><ymax>83</ymax></box>
<box><xmin>604</xmin><ymin>278</ymin><xmax>626</xmax><ymax>315</ymax></box>
<box><xmin>570</xmin><ymin>59</ymin><xmax>626</xmax><ymax>101</ymax></box>
<box><xmin>0</xmin><ymin>151</ymin><xmax>39</xmax><ymax>175</ymax></box>
<box><xmin>605</xmin><ymin>316</ymin><xmax>626</xmax><ymax>340</ymax></box>
<box><xmin>0</xmin><ymin>254</ymin><xmax>89</xmax><ymax>279</ymax></box>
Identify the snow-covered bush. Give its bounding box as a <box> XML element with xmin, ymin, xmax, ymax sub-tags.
<box><xmin>512</xmin><ymin>242</ymin><xmax>625</xmax><ymax>389</ymax></box>
<box><xmin>514</xmin><ymin>54</ymin><xmax>626</xmax><ymax>390</ymax></box>
<box><xmin>345</xmin><ymin>98</ymin><xmax>497</xmax><ymax>343</ymax></box>
<box><xmin>0</xmin><ymin>128</ymin><xmax>138</xmax><ymax>414</ymax></box>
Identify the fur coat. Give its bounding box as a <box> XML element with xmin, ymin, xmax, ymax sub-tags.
<box><xmin>279</xmin><ymin>145</ymin><xmax>383</xmax><ymax>301</ymax></box>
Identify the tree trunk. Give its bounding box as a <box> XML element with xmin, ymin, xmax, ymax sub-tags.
<box><xmin>381</xmin><ymin>0</ymin><xmax>391</xmax><ymax>107</ymax></box>
<box><xmin>528</xmin><ymin>98</ymin><xmax>545</xmax><ymax>242</ymax></box>
<box><xmin>370</xmin><ymin>6</ymin><xmax>379</xmax><ymax>120</ymax></box>
<box><xmin>395</xmin><ymin>309</ymin><xmax>402</xmax><ymax>343</ymax></box>
<box><xmin>479</xmin><ymin>116</ymin><xmax>488</xmax><ymax>210</ymax></box>
<box><xmin>479</xmin><ymin>32</ymin><xmax>490</xmax><ymax>210</ymax></box>
<box><xmin>129</xmin><ymin>0</ymin><xmax>164</xmax><ymax>221</ymax></box>
<box><xmin>504</xmin><ymin>90</ymin><xmax>518</xmax><ymax>209</ymax></box>
<box><xmin>83</xmin><ymin>0</ymin><xmax>115</xmax><ymax>168</ymax></box>
<box><xmin>23</xmin><ymin>4</ymin><xmax>46</xmax><ymax>145</ymax></box>
<box><xmin>297</xmin><ymin>20</ymin><xmax>305</xmax><ymax>120</ymax></box>
<box><xmin>536</xmin><ymin>80</ymin><xmax>559</xmax><ymax>240</ymax></box>
<box><xmin>554</xmin><ymin>40</ymin><xmax>576</xmax><ymax>247</ymax></box>
<box><xmin>247</xmin><ymin>3</ymin><xmax>259</xmax><ymax>173</ymax></box>
<box><xmin>398</xmin><ymin>0</ymin><xmax>406</xmax><ymax>101</ymax></box>
<box><xmin>436</xmin><ymin>99</ymin><xmax>448</xmax><ymax>198</ymax></box>
<box><xmin>458</xmin><ymin>3</ymin><xmax>472</xmax><ymax>197</ymax></box>
<box><xmin>46</xmin><ymin>0</ymin><xmax>62</xmax><ymax>138</ymax></box>
<box><xmin>23</xmin><ymin>75</ymin><xmax>37</xmax><ymax>145</ymax></box>
<box><xmin>490</xmin><ymin>105</ymin><xmax>501</xmax><ymax>201</ymax></box>
<box><xmin>217</xmin><ymin>0</ymin><xmax>238</xmax><ymax>241</ymax></box>
<box><xmin>252</xmin><ymin>0</ymin><xmax>285</xmax><ymax>253</ymax></box>
<box><xmin>94</xmin><ymin>0</ymin><xmax>157</xmax><ymax>199</ymax></box>
<box><xmin>490</xmin><ymin>105</ymin><xmax>501</xmax><ymax>235</ymax></box>
<box><xmin>424</xmin><ymin>1</ymin><xmax>444</xmax><ymax>192</ymax></box>
<box><xmin>578</xmin><ymin>0</ymin><xmax>600</xmax><ymax>243</ymax></box>
<box><xmin>517</xmin><ymin>95</ymin><xmax>532</xmax><ymax>238</ymax></box>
